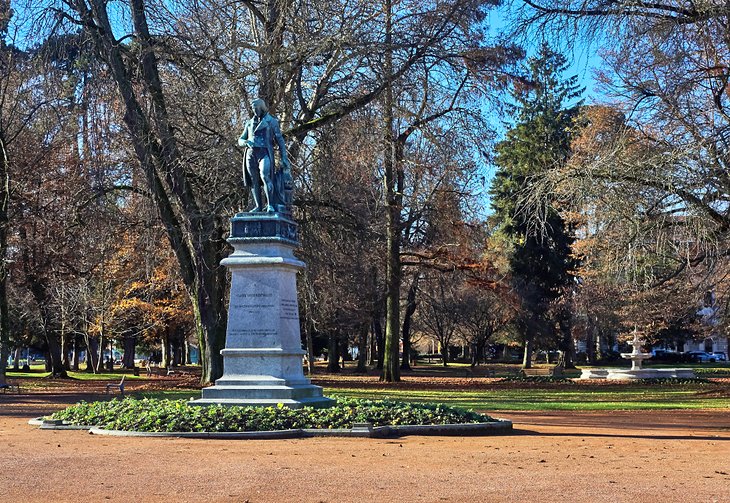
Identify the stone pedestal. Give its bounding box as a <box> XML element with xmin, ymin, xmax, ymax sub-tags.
<box><xmin>192</xmin><ymin>213</ymin><xmax>333</xmax><ymax>408</ymax></box>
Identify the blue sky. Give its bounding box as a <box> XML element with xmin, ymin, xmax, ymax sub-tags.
<box><xmin>485</xmin><ymin>4</ymin><xmax>604</xmax><ymax>103</ymax></box>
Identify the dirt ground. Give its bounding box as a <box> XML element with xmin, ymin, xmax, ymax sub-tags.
<box><xmin>1</xmin><ymin>387</ymin><xmax>729</xmax><ymax>503</ymax></box>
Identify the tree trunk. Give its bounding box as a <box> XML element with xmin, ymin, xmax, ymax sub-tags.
<box><xmin>106</xmin><ymin>340</ymin><xmax>114</xmax><ymax>371</ymax></box>
<box><xmin>60</xmin><ymin>324</ymin><xmax>70</xmax><ymax>371</ymax></box>
<box><xmin>339</xmin><ymin>335</ymin><xmax>349</xmax><ymax>369</ymax></box>
<box><xmin>522</xmin><ymin>338</ymin><xmax>533</xmax><ymax>369</ymax></box>
<box><xmin>470</xmin><ymin>342</ymin><xmax>478</xmax><ymax>367</ymax></box>
<box><xmin>400</xmin><ymin>275</ymin><xmax>418</xmax><ymax>371</ymax></box>
<box><xmin>190</xmin><ymin>277</ymin><xmax>226</xmax><ymax>382</ymax></box>
<box><xmin>586</xmin><ymin>325</ymin><xmax>597</xmax><ymax>364</ymax></box>
<box><xmin>183</xmin><ymin>338</ymin><xmax>190</xmax><ymax>365</ymax></box>
<box><xmin>441</xmin><ymin>343</ymin><xmax>449</xmax><ymax>367</ymax></box>
<box><xmin>161</xmin><ymin>332</ymin><xmax>170</xmax><ymax>369</ymax></box>
<box><xmin>327</xmin><ymin>332</ymin><xmax>340</xmax><ymax>372</ymax></box>
<box><xmin>380</xmin><ymin>0</ymin><xmax>401</xmax><ymax>383</ymax></box>
<box><xmin>45</xmin><ymin>331</ymin><xmax>66</xmax><ymax>377</ymax></box>
<box><xmin>557</xmin><ymin>317</ymin><xmax>576</xmax><ymax>369</ymax></box>
<box><xmin>71</xmin><ymin>335</ymin><xmax>80</xmax><ymax>371</ymax></box>
<box><xmin>478</xmin><ymin>334</ymin><xmax>490</xmax><ymax>364</ymax></box>
<box><xmin>305</xmin><ymin>317</ymin><xmax>315</xmax><ymax>375</ymax></box>
<box><xmin>173</xmin><ymin>331</ymin><xmax>183</xmax><ymax>366</ymax></box>
<box><xmin>95</xmin><ymin>334</ymin><xmax>105</xmax><ymax>373</ymax></box>
<box><xmin>85</xmin><ymin>335</ymin><xmax>99</xmax><ymax>373</ymax></box>
<box><xmin>122</xmin><ymin>332</ymin><xmax>136</xmax><ymax>369</ymax></box>
<box><xmin>12</xmin><ymin>346</ymin><xmax>20</xmax><ymax>371</ymax></box>
<box><xmin>368</xmin><ymin>266</ymin><xmax>384</xmax><ymax>369</ymax></box>
<box><xmin>372</xmin><ymin>316</ymin><xmax>384</xmax><ymax>369</ymax></box>
<box><xmin>368</xmin><ymin>321</ymin><xmax>378</xmax><ymax>368</ymax></box>
<box><xmin>0</xmin><ymin>135</ymin><xmax>10</xmax><ymax>385</ymax></box>
<box><xmin>356</xmin><ymin>323</ymin><xmax>368</xmax><ymax>373</ymax></box>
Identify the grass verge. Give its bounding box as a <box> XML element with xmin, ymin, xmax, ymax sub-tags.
<box><xmin>132</xmin><ymin>383</ymin><xmax>730</xmax><ymax>412</ymax></box>
<box><xmin>325</xmin><ymin>385</ymin><xmax>730</xmax><ymax>411</ymax></box>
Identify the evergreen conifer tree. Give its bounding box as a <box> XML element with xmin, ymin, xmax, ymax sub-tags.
<box><xmin>490</xmin><ymin>43</ymin><xmax>582</xmax><ymax>368</ymax></box>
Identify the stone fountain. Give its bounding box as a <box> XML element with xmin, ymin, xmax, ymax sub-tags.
<box><xmin>623</xmin><ymin>330</ymin><xmax>652</xmax><ymax>370</ymax></box>
<box><xmin>580</xmin><ymin>330</ymin><xmax>695</xmax><ymax>380</ymax></box>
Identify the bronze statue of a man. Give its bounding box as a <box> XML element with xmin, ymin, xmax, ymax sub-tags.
<box><xmin>238</xmin><ymin>98</ymin><xmax>291</xmax><ymax>213</ymax></box>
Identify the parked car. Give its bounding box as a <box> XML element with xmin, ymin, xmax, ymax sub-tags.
<box><xmin>711</xmin><ymin>352</ymin><xmax>727</xmax><ymax>362</ymax></box>
<box><xmin>685</xmin><ymin>351</ymin><xmax>717</xmax><ymax>363</ymax></box>
<box><xmin>650</xmin><ymin>349</ymin><xmax>682</xmax><ymax>363</ymax></box>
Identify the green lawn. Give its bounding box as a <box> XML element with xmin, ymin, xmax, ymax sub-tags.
<box><xmin>9</xmin><ymin>361</ymin><xmax>730</xmax><ymax>412</ymax></box>
<box><xmin>130</xmin><ymin>383</ymin><xmax>730</xmax><ymax>411</ymax></box>
<box><xmin>325</xmin><ymin>385</ymin><xmax>730</xmax><ymax>411</ymax></box>
<box><xmin>6</xmin><ymin>368</ymin><xmax>145</xmax><ymax>380</ymax></box>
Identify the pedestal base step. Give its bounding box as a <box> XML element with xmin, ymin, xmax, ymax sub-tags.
<box><xmin>192</xmin><ymin>378</ymin><xmax>335</xmax><ymax>409</ymax></box>
<box><xmin>213</xmin><ymin>375</ymin><xmax>312</xmax><ymax>387</ymax></box>
<box><xmin>190</xmin><ymin>395</ymin><xmax>335</xmax><ymax>409</ymax></box>
<box><xmin>199</xmin><ymin>384</ymin><xmax>323</xmax><ymax>400</ymax></box>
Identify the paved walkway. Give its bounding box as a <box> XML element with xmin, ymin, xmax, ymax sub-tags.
<box><xmin>1</xmin><ymin>391</ymin><xmax>729</xmax><ymax>502</ymax></box>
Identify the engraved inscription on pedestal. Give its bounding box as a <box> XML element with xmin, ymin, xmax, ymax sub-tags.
<box><xmin>227</xmin><ymin>328</ymin><xmax>278</xmax><ymax>342</ymax></box>
<box><xmin>231</xmin><ymin>292</ymin><xmax>275</xmax><ymax>314</ymax></box>
<box><xmin>281</xmin><ymin>298</ymin><xmax>299</xmax><ymax>320</ymax></box>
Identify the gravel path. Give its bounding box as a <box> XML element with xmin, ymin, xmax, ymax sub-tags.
<box><xmin>1</xmin><ymin>391</ymin><xmax>729</xmax><ymax>502</ymax></box>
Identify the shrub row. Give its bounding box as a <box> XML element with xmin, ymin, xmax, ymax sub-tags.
<box><xmin>52</xmin><ymin>398</ymin><xmax>492</xmax><ymax>433</ymax></box>
<box><xmin>630</xmin><ymin>377</ymin><xmax>712</xmax><ymax>385</ymax></box>
<box><xmin>500</xmin><ymin>376</ymin><xmax>575</xmax><ymax>384</ymax></box>
<box><xmin>499</xmin><ymin>376</ymin><xmax>712</xmax><ymax>385</ymax></box>
<box><xmin>694</xmin><ymin>368</ymin><xmax>730</xmax><ymax>376</ymax></box>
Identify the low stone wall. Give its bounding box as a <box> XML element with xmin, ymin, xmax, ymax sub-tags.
<box><xmin>579</xmin><ymin>368</ymin><xmax>696</xmax><ymax>380</ymax></box>
<box><xmin>30</xmin><ymin>417</ymin><xmax>513</xmax><ymax>439</ymax></box>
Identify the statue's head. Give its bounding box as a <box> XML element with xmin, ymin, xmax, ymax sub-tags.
<box><xmin>251</xmin><ymin>98</ymin><xmax>268</xmax><ymax>118</ymax></box>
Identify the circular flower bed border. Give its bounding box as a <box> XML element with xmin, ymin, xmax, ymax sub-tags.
<box><xmin>30</xmin><ymin>417</ymin><xmax>512</xmax><ymax>438</ymax></box>
<box><xmin>29</xmin><ymin>397</ymin><xmax>513</xmax><ymax>438</ymax></box>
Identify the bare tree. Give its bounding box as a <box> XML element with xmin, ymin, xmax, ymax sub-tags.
<box><xmin>458</xmin><ymin>285</ymin><xmax>512</xmax><ymax>366</ymax></box>
<box><xmin>419</xmin><ymin>274</ymin><xmax>463</xmax><ymax>366</ymax></box>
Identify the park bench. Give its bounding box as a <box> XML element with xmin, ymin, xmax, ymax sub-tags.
<box><xmin>105</xmin><ymin>376</ymin><xmax>125</xmax><ymax>396</ymax></box>
<box><xmin>0</xmin><ymin>381</ymin><xmax>20</xmax><ymax>394</ymax></box>
<box><xmin>144</xmin><ymin>364</ymin><xmax>190</xmax><ymax>378</ymax></box>
<box><xmin>520</xmin><ymin>366</ymin><xmax>563</xmax><ymax>378</ymax></box>
<box><xmin>145</xmin><ymin>365</ymin><xmax>171</xmax><ymax>377</ymax></box>
<box><xmin>164</xmin><ymin>368</ymin><xmax>192</xmax><ymax>377</ymax></box>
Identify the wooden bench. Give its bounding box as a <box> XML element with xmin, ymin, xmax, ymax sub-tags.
<box><xmin>520</xmin><ymin>366</ymin><xmax>563</xmax><ymax>378</ymax></box>
<box><xmin>105</xmin><ymin>376</ymin><xmax>125</xmax><ymax>396</ymax></box>
<box><xmin>165</xmin><ymin>367</ymin><xmax>193</xmax><ymax>377</ymax></box>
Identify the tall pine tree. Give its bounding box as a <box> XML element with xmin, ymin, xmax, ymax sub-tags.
<box><xmin>490</xmin><ymin>43</ymin><xmax>581</xmax><ymax>369</ymax></box>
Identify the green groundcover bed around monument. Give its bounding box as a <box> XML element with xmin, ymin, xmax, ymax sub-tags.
<box><xmin>51</xmin><ymin>398</ymin><xmax>493</xmax><ymax>432</ymax></box>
